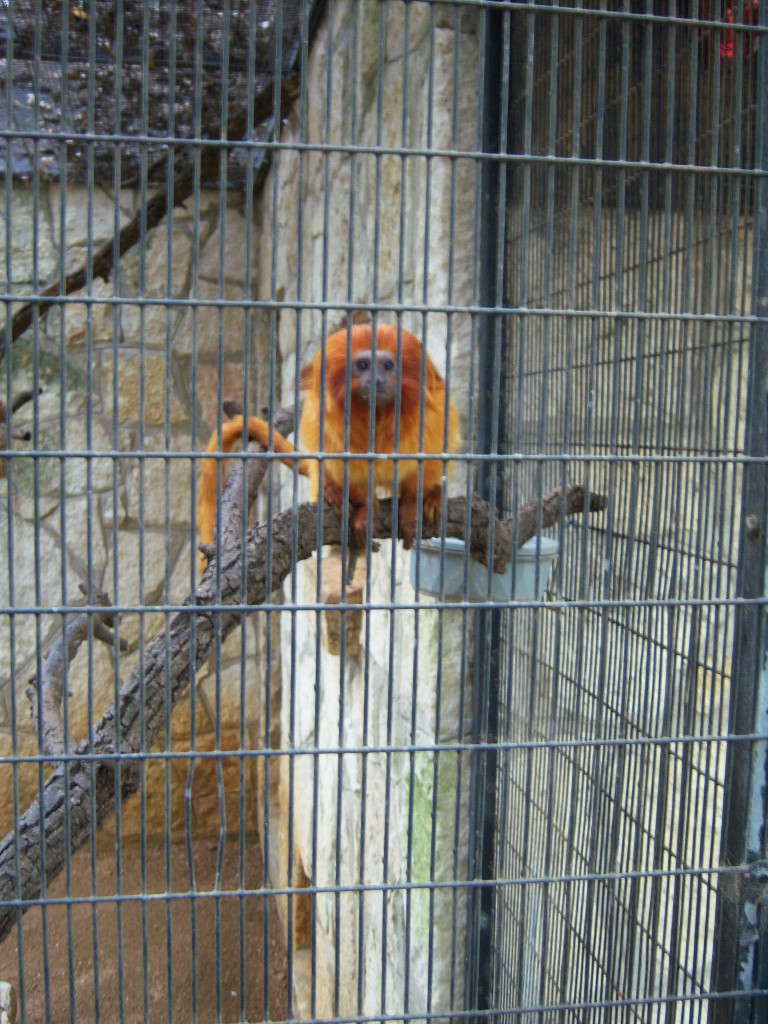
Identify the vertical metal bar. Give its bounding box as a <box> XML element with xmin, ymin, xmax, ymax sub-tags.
<box><xmin>2</xmin><ymin>4</ymin><xmax>26</xmax><ymax>1012</ymax></box>
<box><xmin>427</xmin><ymin>7</ymin><xmax>467</xmax><ymax>1019</ymax></box>
<box><xmin>285</xmin><ymin>2</ymin><xmax>310</xmax><ymax>1022</ymax></box>
<box><xmin>185</xmin><ymin>1</ymin><xmax>206</xmax><ymax>1017</ymax></box>
<box><xmin>333</xmin><ymin>4</ymin><xmax>361</xmax><ymax>1017</ymax></box>
<box><xmin>311</xmin><ymin>1</ymin><xmax>333</xmax><ymax>1016</ymax></box>
<box><xmin>598</xmin><ymin>0</ymin><xmax>631</xmax><ymax>1006</ymax></box>
<box><xmin>576</xmin><ymin>0</ymin><xmax>608</xmax><ymax>1010</ymax></box>
<box><xmin>643</xmin><ymin>3</ymin><xmax>678</xmax><ymax>1007</ymax></box>
<box><xmin>501</xmin><ymin>0</ymin><xmax>534</xmax><ymax>1009</ymax></box>
<box><xmin>555</xmin><ymin>6</ymin><xmax>584</xmax><ymax>1014</ymax></box>
<box><xmin>423</xmin><ymin>8</ymin><xmax>444</xmax><ymax>1007</ymax></box>
<box><xmin>311</xmin><ymin>1</ymin><xmax>336</xmax><ymax>1018</ymax></box>
<box><xmin>699</xmin><ymin>5</ymin><xmax>733</xmax><ymax>1012</ymax></box>
<box><xmin>264</xmin><ymin>3</ymin><xmax>284</xmax><ymax>1019</ymax></box>
<box><xmin>382</xmin><ymin>6</ymin><xmax>416</xmax><ymax>1022</ymax></box>
<box><xmin>110</xmin><ymin>2</ymin><xmax>126</xmax><ymax>1019</ymax></box>
<box><xmin>137</xmin><ymin>3</ymin><xmax>151</xmax><ymax>1019</ymax></box>
<box><xmin>445</xmin><ymin>9</ymin><xmax>480</xmax><ymax>1019</ymax></box>
<box><xmin>713</xmin><ymin>2</ymin><xmax>768</xmax><ymax>1017</ymax></box>
<box><xmin>406</xmin><ymin>2</ymin><xmax>438</xmax><ymax>1019</ymax></box>
<box><xmin>621</xmin><ymin>0</ymin><xmax>655</xmax><ymax>1004</ymax></box>
<box><xmin>356</xmin><ymin>0</ymin><xmax>378</xmax><ymax>1000</ymax></box>
<box><xmin>468</xmin><ymin>0</ymin><xmax>506</xmax><ymax>1015</ymax></box>
<box><xmin>663</xmin><ymin>8</ymin><xmax>704</xmax><ymax>1018</ymax></box>
<box><xmin>237</xmin><ymin>0</ymin><xmax>258</xmax><ymax>1016</ymax></box>
<box><xmin>47</xmin><ymin>0</ymin><xmax>77</xmax><ymax>1016</ymax></box>
<box><xmin>357</xmin><ymin>7</ymin><xmax>387</xmax><ymax>1013</ymax></box>
<box><xmin>212</xmin><ymin>3</ymin><xmax>233</xmax><ymax>1019</ymax></box>
<box><xmin>163</xmin><ymin>1</ymin><xmax>179</xmax><ymax>1019</ymax></box>
<box><xmin>367</xmin><ymin>7</ymin><xmax>387</xmax><ymax>1021</ymax></box>
<box><xmin>28</xmin><ymin>1</ymin><xmax>51</xmax><ymax>1020</ymax></box>
<box><xmin>534</xmin><ymin>2</ymin><xmax>561</xmax><ymax>1009</ymax></box>
<box><xmin>82</xmin><ymin>1</ymin><xmax>102</xmax><ymax>1019</ymax></box>
<box><xmin>675</xmin><ymin>0</ymin><xmax>729</xmax><ymax>1007</ymax></box>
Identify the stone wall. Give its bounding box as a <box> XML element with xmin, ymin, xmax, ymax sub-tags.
<box><xmin>0</xmin><ymin>1</ymin><xmax>484</xmax><ymax>1019</ymax></box>
<box><xmin>248</xmin><ymin>2</ymin><xmax>482</xmax><ymax>1020</ymax></box>
<box><xmin>0</xmin><ymin>182</ymin><xmax>265</xmax><ymax>841</ymax></box>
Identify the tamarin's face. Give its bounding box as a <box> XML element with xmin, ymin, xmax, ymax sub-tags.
<box><xmin>321</xmin><ymin>326</ymin><xmax>425</xmax><ymax>420</ymax></box>
<box><xmin>349</xmin><ymin>350</ymin><xmax>398</xmax><ymax>409</ymax></box>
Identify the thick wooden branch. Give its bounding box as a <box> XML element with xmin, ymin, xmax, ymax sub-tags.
<box><xmin>0</xmin><ymin>482</ymin><xmax>605</xmax><ymax>945</ymax></box>
<box><xmin>0</xmin><ymin>76</ymin><xmax>299</xmax><ymax>358</ymax></box>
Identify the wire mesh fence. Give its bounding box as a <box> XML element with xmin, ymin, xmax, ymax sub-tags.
<box><xmin>0</xmin><ymin>1</ymin><xmax>765</xmax><ymax>1023</ymax></box>
<box><xmin>488</xmin><ymin>1</ymin><xmax>765</xmax><ymax>1020</ymax></box>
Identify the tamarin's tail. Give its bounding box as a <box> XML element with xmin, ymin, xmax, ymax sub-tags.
<box><xmin>197</xmin><ymin>415</ymin><xmax>309</xmax><ymax>573</ymax></box>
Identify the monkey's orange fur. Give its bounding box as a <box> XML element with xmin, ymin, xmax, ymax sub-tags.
<box><xmin>197</xmin><ymin>416</ymin><xmax>310</xmax><ymax>572</ymax></box>
<box><xmin>299</xmin><ymin>324</ymin><xmax>461</xmax><ymax>547</ymax></box>
<box><xmin>197</xmin><ymin>323</ymin><xmax>460</xmax><ymax>571</ymax></box>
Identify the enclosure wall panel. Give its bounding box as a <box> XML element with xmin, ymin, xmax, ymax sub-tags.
<box><xmin>494</xmin><ymin>1</ymin><xmax>764</xmax><ymax>1021</ymax></box>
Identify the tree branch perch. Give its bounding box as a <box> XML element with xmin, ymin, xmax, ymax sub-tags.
<box><xmin>0</xmin><ymin>478</ymin><xmax>605</xmax><ymax>946</ymax></box>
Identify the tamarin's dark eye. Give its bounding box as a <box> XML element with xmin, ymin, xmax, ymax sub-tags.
<box><xmin>382</xmin><ymin>359</ymin><xmax>395</xmax><ymax>372</ymax></box>
<box><xmin>355</xmin><ymin>358</ymin><xmax>370</xmax><ymax>373</ymax></box>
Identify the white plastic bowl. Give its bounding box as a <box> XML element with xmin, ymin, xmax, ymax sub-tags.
<box><xmin>410</xmin><ymin>535</ymin><xmax>559</xmax><ymax>603</ymax></box>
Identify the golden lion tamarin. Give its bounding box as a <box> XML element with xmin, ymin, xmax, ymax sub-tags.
<box><xmin>197</xmin><ymin>323</ymin><xmax>460</xmax><ymax>570</ymax></box>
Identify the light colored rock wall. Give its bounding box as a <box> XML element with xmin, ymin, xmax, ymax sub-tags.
<box><xmin>1</xmin><ymin>4</ymin><xmax>748</xmax><ymax>1018</ymax></box>
<box><xmin>1</xmin><ymin>3</ymin><xmax>484</xmax><ymax>1016</ymax></box>
<box><xmin>0</xmin><ymin>182</ymin><xmax>263</xmax><ymax>841</ymax></box>
<box><xmin>249</xmin><ymin>2</ymin><xmax>482</xmax><ymax>1019</ymax></box>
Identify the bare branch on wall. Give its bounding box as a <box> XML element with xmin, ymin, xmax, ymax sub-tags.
<box><xmin>0</xmin><ymin>75</ymin><xmax>299</xmax><ymax>359</ymax></box>
<box><xmin>0</xmin><ymin>388</ymin><xmax>41</xmax><ymax>478</ymax></box>
<box><xmin>25</xmin><ymin>584</ymin><xmax>128</xmax><ymax>761</ymax></box>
